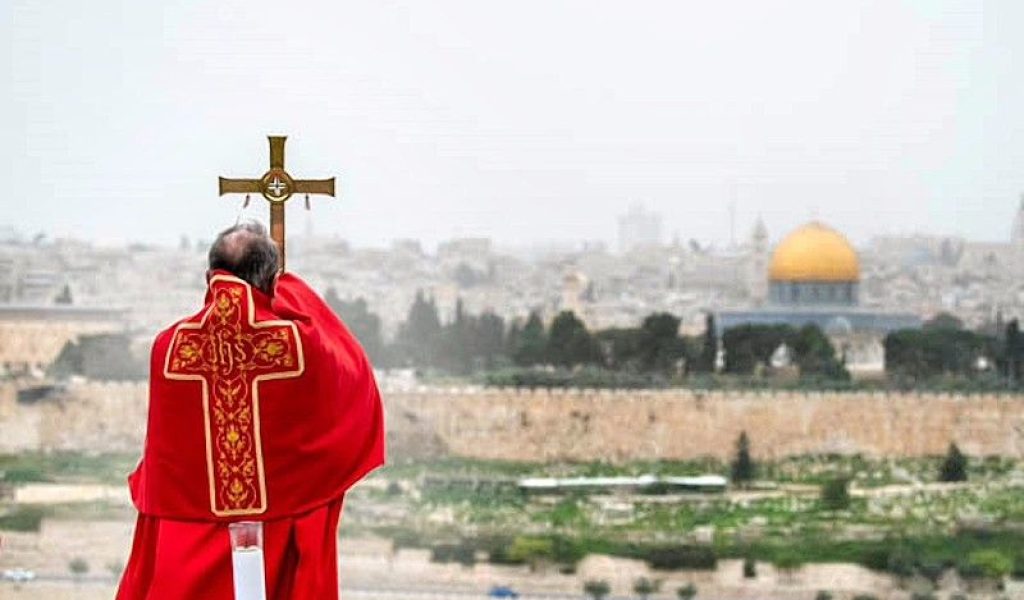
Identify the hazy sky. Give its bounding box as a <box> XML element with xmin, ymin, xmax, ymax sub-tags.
<box><xmin>3</xmin><ymin>1</ymin><xmax>1023</xmax><ymax>249</ymax></box>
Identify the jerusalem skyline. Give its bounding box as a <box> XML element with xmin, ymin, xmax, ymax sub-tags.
<box><xmin>2</xmin><ymin>195</ymin><xmax>1022</xmax><ymax>253</ymax></box>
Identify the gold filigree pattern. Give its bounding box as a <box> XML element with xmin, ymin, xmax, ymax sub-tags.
<box><xmin>164</xmin><ymin>276</ymin><xmax>304</xmax><ymax>516</ymax></box>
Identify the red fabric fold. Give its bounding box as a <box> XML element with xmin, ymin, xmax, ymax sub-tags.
<box><xmin>117</xmin><ymin>270</ymin><xmax>384</xmax><ymax>599</ymax></box>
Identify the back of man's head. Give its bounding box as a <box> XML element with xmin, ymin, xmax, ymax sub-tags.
<box><xmin>208</xmin><ymin>222</ymin><xmax>280</xmax><ymax>296</ymax></box>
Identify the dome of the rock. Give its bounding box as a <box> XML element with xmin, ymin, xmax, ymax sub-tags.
<box><xmin>769</xmin><ymin>221</ymin><xmax>860</xmax><ymax>283</ymax></box>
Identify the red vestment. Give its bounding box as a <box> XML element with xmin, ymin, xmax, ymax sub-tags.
<box><xmin>117</xmin><ymin>271</ymin><xmax>385</xmax><ymax>600</ymax></box>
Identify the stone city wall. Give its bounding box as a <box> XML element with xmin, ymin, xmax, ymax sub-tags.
<box><xmin>1</xmin><ymin>383</ymin><xmax>1023</xmax><ymax>461</ymax></box>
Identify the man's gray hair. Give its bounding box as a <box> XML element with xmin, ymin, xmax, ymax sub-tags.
<box><xmin>208</xmin><ymin>221</ymin><xmax>280</xmax><ymax>295</ymax></box>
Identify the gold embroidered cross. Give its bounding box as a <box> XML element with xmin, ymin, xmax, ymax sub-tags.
<box><xmin>164</xmin><ymin>275</ymin><xmax>305</xmax><ymax>516</ymax></box>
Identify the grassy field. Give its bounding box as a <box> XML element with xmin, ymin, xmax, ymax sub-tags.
<box><xmin>3</xmin><ymin>451</ymin><xmax>1024</xmax><ymax>586</ymax></box>
<box><xmin>0</xmin><ymin>452</ymin><xmax>138</xmax><ymax>485</ymax></box>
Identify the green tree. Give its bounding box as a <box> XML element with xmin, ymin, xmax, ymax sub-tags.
<box><xmin>324</xmin><ymin>289</ymin><xmax>386</xmax><ymax>363</ymax></box>
<box><xmin>48</xmin><ymin>333</ymin><xmax>147</xmax><ymax>381</ymax></box>
<box><xmin>884</xmin><ymin>328</ymin><xmax>994</xmax><ymax>380</ymax></box>
<box><xmin>475</xmin><ymin>311</ymin><xmax>507</xmax><ymax>370</ymax></box>
<box><xmin>395</xmin><ymin>290</ymin><xmax>442</xmax><ymax>367</ymax></box>
<box><xmin>583</xmin><ymin>580</ymin><xmax>611</xmax><ymax>600</ymax></box>
<box><xmin>695</xmin><ymin>313</ymin><xmax>717</xmax><ymax>373</ymax></box>
<box><xmin>790</xmin><ymin>324</ymin><xmax>849</xmax><ymax>380</ymax></box>
<box><xmin>546</xmin><ymin>310</ymin><xmax>600</xmax><ymax>367</ymax></box>
<box><xmin>441</xmin><ymin>298</ymin><xmax>475</xmax><ymax>373</ymax></box>
<box><xmin>820</xmin><ymin>477</ymin><xmax>851</xmax><ymax>511</ymax></box>
<box><xmin>721</xmin><ymin>324</ymin><xmax>792</xmax><ymax>374</ymax></box>
<box><xmin>637</xmin><ymin>312</ymin><xmax>688</xmax><ymax>373</ymax></box>
<box><xmin>814</xmin><ymin>592</ymin><xmax>833</xmax><ymax>600</ymax></box>
<box><xmin>632</xmin><ymin>577</ymin><xmax>660</xmax><ymax>600</ymax></box>
<box><xmin>596</xmin><ymin>327</ymin><xmax>643</xmax><ymax>370</ymax></box>
<box><xmin>939</xmin><ymin>442</ymin><xmax>968</xmax><ymax>482</ymax></box>
<box><xmin>676</xmin><ymin>582</ymin><xmax>697</xmax><ymax>599</ymax></box>
<box><xmin>512</xmin><ymin>311</ymin><xmax>547</xmax><ymax>366</ymax></box>
<box><xmin>923</xmin><ymin>312</ymin><xmax>964</xmax><ymax>331</ymax></box>
<box><xmin>731</xmin><ymin>431</ymin><xmax>755</xmax><ymax>487</ymax></box>
<box><xmin>1005</xmin><ymin>319</ymin><xmax>1023</xmax><ymax>383</ymax></box>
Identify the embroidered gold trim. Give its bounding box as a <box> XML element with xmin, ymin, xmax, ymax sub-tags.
<box><xmin>163</xmin><ymin>274</ymin><xmax>305</xmax><ymax>516</ymax></box>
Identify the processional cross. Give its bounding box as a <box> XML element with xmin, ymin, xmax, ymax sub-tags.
<box><xmin>218</xmin><ymin>136</ymin><xmax>336</xmax><ymax>268</ymax></box>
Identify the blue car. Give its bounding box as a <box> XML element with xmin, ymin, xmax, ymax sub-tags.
<box><xmin>488</xmin><ymin>585</ymin><xmax>519</xmax><ymax>598</ymax></box>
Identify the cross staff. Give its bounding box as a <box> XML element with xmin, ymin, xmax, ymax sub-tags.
<box><xmin>218</xmin><ymin>136</ymin><xmax>335</xmax><ymax>269</ymax></box>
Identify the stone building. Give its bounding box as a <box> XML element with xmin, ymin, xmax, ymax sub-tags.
<box><xmin>0</xmin><ymin>306</ymin><xmax>127</xmax><ymax>376</ymax></box>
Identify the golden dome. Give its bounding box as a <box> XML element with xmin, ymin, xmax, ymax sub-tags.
<box><xmin>769</xmin><ymin>221</ymin><xmax>860</xmax><ymax>282</ymax></box>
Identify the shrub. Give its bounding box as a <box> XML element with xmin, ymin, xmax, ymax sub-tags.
<box><xmin>106</xmin><ymin>560</ymin><xmax>124</xmax><ymax>577</ymax></box>
<box><xmin>917</xmin><ymin>560</ymin><xmax>945</xmax><ymax>585</ymax></box>
<box><xmin>643</xmin><ymin>545</ymin><xmax>717</xmax><ymax>570</ymax></box>
<box><xmin>814</xmin><ymin>592</ymin><xmax>833</xmax><ymax>600</ymax></box>
<box><xmin>429</xmin><ymin>542</ymin><xmax>475</xmax><ymax>566</ymax></box>
<box><xmin>583</xmin><ymin>579</ymin><xmax>611</xmax><ymax>600</ymax></box>
<box><xmin>820</xmin><ymin>477</ymin><xmax>851</xmax><ymax>511</ymax></box>
<box><xmin>775</xmin><ymin>550</ymin><xmax>804</xmax><ymax>572</ymax></box>
<box><xmin>962</xmin><ymin>549</ymin><xmax>1013</xmax><ymax>580</ymax></box>
<box><xmin>743</xmin><ymin>557</ymin><xmax>756</xmax><ymax>579</ymax></box>
<box><xmin>0</xmin><ymin>505</ymin><xmax>46</xmax><ymax>532</ymax></box>
<box><xmin>910</xmin><ymin>593</ymin><xmax>937</xmax><ymax>600</ymax></box>
<box><xmin>676</xmin><ymin>583</ymin><xmax>697</xmax><ymax>600</ymax></box>
<box><xmin>507</xmin><ymin>536</ymin><xmax>554</xmax><ymax>570</ymax></box>
<box><xmin>885</xmin><ymin>546</ymin><xmax>916</xmax><ymax>578</ymax></box>
<box><xmin>851</xmin><ymin>596</ymin><xmax>879</xmax><ymax>600</ymax></box>
<box><xmin>939</xmin><ymin>442</ymin><xmax>968</xmax><ymax>482</ymax></box>
<box><xmin>68</xmin><ymin>557</ymin><xmax>89</xmax><ymax>576</ymax></box>
<box><xmin>632</xmin><ymin>577</ymin><xmax>660</xmax><ymax>599</ymax></box>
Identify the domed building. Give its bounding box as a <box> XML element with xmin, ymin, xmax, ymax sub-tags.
<box><xmin>768</xmin><ymin>222</ymin><xmax>860</xmax><ymax>306</ymax></box>
<box><xmin>718</xmin><ymin>221</ymin><xmax>921</xmax><ymax>372</ymax></box>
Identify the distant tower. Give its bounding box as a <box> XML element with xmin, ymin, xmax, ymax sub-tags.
<box><xmin>1011</xmin><ymin>196</ymin><xmax>1024</xmax><ymax>274</ymax></box>
<box><xmin>617</xmin><ymin>203</ymin><xmax>662</xmax><ymax>253</ymax></box>
<box><xmin>561</xmin><ymin>270</ymin><xmax>590</xmax><ymax>319</ymax></box>
<box><xmin>747</xmin><ymin>216</ymin><xmax>769</xmax><ymax>303</ymax></box>
<box><xmin>1007</xmin><ymin>192</ymin><xmax>1024</xmax><ymax>246</ymax></box>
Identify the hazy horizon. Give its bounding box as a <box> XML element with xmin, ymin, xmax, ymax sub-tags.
<box><xmin>5</xmin><ymin>1</ymin><xmax>1023</xmax><ymax>249</ymax></box>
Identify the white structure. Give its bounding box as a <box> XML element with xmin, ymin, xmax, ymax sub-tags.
<box><xmin>617</xmin><ymin>203</ymin><xmax>662</xmax><ymax>253</ymax></box>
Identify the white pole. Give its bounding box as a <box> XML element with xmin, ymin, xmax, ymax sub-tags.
<box><xmin>228</xmin><ymin>521</ymin><xmax>267</xmax><ymax>600</ymax></box>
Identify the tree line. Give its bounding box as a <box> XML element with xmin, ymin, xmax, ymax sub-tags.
<box><xmin>884</xmin><ymin>312</ymin><xmax>1024</xmax><ymax>384</ymax></box>
<box><xmin>325</xmin><ymin>288</ymin><xmax>842</xmax><ymax>380</ymax></box>
<box><xmin>326</xmin><ymin>288</ymin><xmax>1024</xmax><ymax>387</ymax></box>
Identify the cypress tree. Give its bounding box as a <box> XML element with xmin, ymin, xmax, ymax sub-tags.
<box><xmin>939</xmin><ymin>442</ymin><xmax>968</xmax><ymax>482</ymax></box>
<box><xmin>731</xmin><ymin>431</ymin><xmax>755</xmax><ymax>487</ymax></box>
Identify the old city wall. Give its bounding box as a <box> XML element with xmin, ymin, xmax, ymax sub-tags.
<box><xmin>0</xmin><ymin>382</ymin><xmax>148</xmax><ymax>454</ymax></box>
<box><xmin>1</xmin><ymin>383</ymin><xmax>1023</xmax><ymax>460</ymax></box>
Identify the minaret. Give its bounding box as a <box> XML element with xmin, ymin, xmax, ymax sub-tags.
<box><xmin>1012</xmin><ymin>195</ymin><xmax>1024</xmax><ymax>245</ymax></box>
<box><xmin>1012</xmin><ymin>195</ymin><xmax>1024</xmax><ymax>274</ymax></box>
<box><xmin>748</xmin><ymin>216</ymin><xmax>769</xmax><ymax>304</ymax></box>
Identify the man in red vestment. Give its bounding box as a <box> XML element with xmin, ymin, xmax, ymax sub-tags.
<box><xmin>117</xmin><ymin>222</ymin><xmax>385</xmax><ymax>600</ymax></box>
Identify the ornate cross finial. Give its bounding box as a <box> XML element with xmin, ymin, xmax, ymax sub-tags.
<box><xmin>218</xmin><ymin>136</ymin><xmax>335</xmax><ymax>269</ymax></box>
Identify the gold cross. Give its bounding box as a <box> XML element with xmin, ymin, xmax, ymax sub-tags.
<box><xmin>218</xmin><ymin>136</ymin><xmax>336</xmax><ymax>269</ymax></box>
